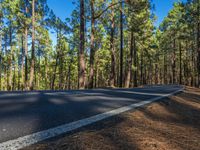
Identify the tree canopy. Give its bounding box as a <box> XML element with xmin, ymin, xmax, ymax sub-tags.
<box><xmin>0</xmin><ymin>0</ymin><xmax>199</xmax><ymax>91</ymax></box>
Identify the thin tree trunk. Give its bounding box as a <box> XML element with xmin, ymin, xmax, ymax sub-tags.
<box><xmin>172</xmin><ymin>38</ymin><xmax>176</xmax><ymax>84</ymax></box>
<box><xmin>133</xmin><ymin>37</ymin><xmax>137</xmax><ymax>87</ymax></box>
<box><xmin>21</xmin><ymin>35</ymin><xmax>24</xmax><ymax>90</ymax></box>
<box><xmin>109</xmin><ymin>3</ymin><xmax>116</xmax><ymax>87</ymax></box>
<box><xmin>0</xmin><ymin>59</ymin><xmax>1</xmax><ymax>91</ymax></box>
<box><xmin>29</xmin><ymin>0</ymin><xmax>35</xmax><ymax>90</ymax></box>
<box><xmin>24</xmin><ymin>0</ymin><xmax>29</xmax><ymax>90</ymax></box>
<box><xmin>95</xmin><ymin>61</ymin><xmax>99</xmax><ymax>88</ymax></box>
<box><xmin>79</xmin><ymin>0</ymin><xmax>86</xmax><ymax>89</ymax></box>
<box><xmin>18</xmin><ymin>61</ymin><xmax>20</xmax><ymax>90</ymax></box>
<box><xmin>5</xmin><ymin>34</ymin><xmax>9</xmax><ymax>90</ymax></box>
<box><xmin>68</xmin><ymin>59</ymin><xmax>72</xmax><ymax>90</ymax></box>
<box><xmin>197</xmin><ymin>0</ymin><xmax>200</xmax><ymax>87</ymax></box>
<box><xmin>179</xmin><ymin>41</ymin><xmax>182</xmax><ymax>85</ymax></box>
<box><xmin>119</xmin><ymin>1</ymin><xmax>123</xmax><ymax>87</ymax></box>
<box><xmin>125</xmin><ymin>31</ymin><xmax>133</xmax><ymax>88</ymax></box>
<box><xmin>51</xmin><ymin>31</ymin><xmax>60</xmax><ymax>90</ymax></box>
<box><xmin>88</xmin><ymin>0</ymin><xmax>95</xmax><ymax>89</ymax></box>
<box><xmin>51</xmin><ymin>51</ymin><xmax>59</xmax><ymax>90</ymax></box>
<box><xmin>191</xmin><ymin>39</ymin><xmax>195</xmax><ymax>86</ymax></box>
<box><xmin>59</xmin><ymin>50</ymin><xmax>63</xmax><ymax>89</ymax></box>
<box><xmin>13</xmin><ymin>62</ymin><xmax>16</xmax><ymax>90</ymax></box>
<box><xmin>45</xmin><ymin>56</ymin><xmax>48</xmax><ymax>89</ymax></box>
<box><xmin>140</xmin><ymin>50</ymin><xmax>143</xmax><ymax>85</ymax></box>
<box><xmin>24</xmin><ymin>27</ymin><xmax>28</xmax><ymax>90</ymax></box>
<box><xmin>155</xmin><ymin>64</ymin><xmax>158</xmax><ymax>84</ymax></box>
<box><xmin>8</xmin><ymin>25</ymin><xmax>13</xmax><ymax>91</ymax></box>
<box><xmin>38</xmin><ymin>46</ymin><xmax>41</xmax><ymax>89</ymax></box>
<box><xmin>163</xmin><ymin>54</ymin><xmax>167</xmax><ymax>84</ymax></box>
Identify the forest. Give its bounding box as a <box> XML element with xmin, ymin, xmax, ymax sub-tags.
<box><xmin>0</xmin><ymin>0</ymin><xmax>199</xmax><ymax>91</ymax></box>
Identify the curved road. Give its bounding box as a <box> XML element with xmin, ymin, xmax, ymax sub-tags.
<box><xmin>0</xmin><ymin>85</ymin><xmax>182</xmax><ymax>145</ymax></box>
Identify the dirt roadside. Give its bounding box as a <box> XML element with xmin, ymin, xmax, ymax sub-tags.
<box><xmin>23</xmin><ymin>87</ymin><xmax>200</xmax><ymax>150</ymax></box>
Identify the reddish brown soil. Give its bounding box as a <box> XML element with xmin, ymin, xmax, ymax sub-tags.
<box><xmin>24</xmin><ymin>87</ymin><xmax>200</xmax><ymax>150</ymax></box>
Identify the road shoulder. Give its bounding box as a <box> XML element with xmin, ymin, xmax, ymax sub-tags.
<box><xmin>23</xmin><ymin>87</ymin><xmax>200</xmax><ymax>150</ymax></box>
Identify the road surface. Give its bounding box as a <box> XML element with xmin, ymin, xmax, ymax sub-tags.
<box><xmin>0</xmin><ymin>85</ymin><xmax>182</xmax><ymax>144</ymax></box>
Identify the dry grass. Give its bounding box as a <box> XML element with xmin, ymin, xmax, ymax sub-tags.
<box><xmin>24</xmin><ymin>87</ymin><xmax>200</xmax><ymax>150</ymax></box>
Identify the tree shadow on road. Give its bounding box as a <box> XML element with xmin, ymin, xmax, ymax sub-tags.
<box><xmin>22</xmin><ymin>88</ymin><xmax>200</xmax><ymax>150</ymax></box>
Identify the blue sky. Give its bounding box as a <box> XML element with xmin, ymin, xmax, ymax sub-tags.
<box><xmin>47</xmin><ymin>0</ymin><xmax>75</xmax><ymax>21</ymax></box>
<box><xmin>47</xmin><ymin>0</ymin><xmax>186</xmax><ymax>27</ymax></box>
<box><xmin>152</xmin><ymin>0</ymin><xmax>187</xmax><ymax>27</ymax></box>
<box><xmin>47</xmin><ymin>0</ymin><xmax>186</xmax><ymax>45</ymax></box>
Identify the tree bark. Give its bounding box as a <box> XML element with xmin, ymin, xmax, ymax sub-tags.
<box><xmin>140</xmin><ymin>49</ymin><xmax>143</xmax><ymax>85</ymax></box>
<box><xmin>24</xmin><ymin>0</ymin><xmax>29</xmax><ymax>90</ymax></box>
<box><xmin>21</xmin><ymin>35</ymin><xmax>24</xmax><ymax>90</ymax></box>
<box><xmin>119</xmin><ymin>1</ymin><xmax>123</xmax><ymax>87</ymax></box>
<box><xmin>197</xmin><ymin>0</ymin><xmax>200</xmax><ymax>87</ymax></box>
<box><xmin>79</xmin><ymin>0</ymin><xmax>86</xmax><ymax>89</ymax></box>
<box><xmin>8</xmin><ymin>24</ymin><xmax>13</xmax><ymax>91</ymax></box>
<box><xmin>172</xmin><ymin>38</ymin><xmax>176</xmax><ymax>84</ymax></box>
<box><xmin>51</xmin><ymin>50</ymin><xmax>59</xmax><ymax>90</ymax></box>
<box><xmin>88</xmin><ymin>0</ymin><xmax>95</xmax><ymax>89</ymax></box>
<box><xmin>29</xmin><ymin>0</ymin><xmax>35</xmax><ymax>90</ymax></box>
<box><xmin>68</xmin><ymin>59</ymin><xmax>72</xmax><ymax>90</ymax></box>
<box><xmin>109</xmin><ymin>3</ymin><xmax>116</xmax><ymax>87</ymax></box>
<box><xmin>179</xmin><ymin>41</ymin><xmax>182</xmax><ymax>85</ymax></box>
<box><xmin>133</xmin><ymin>37</ymin><xmax>137</xmax><ymax>87</ymax></box>
<box><xmin>0</xmin><ymin>33</ymin><xmax>2</xmax><ymax>90</ymax></box>
<box><xmin>125</xmin><ymin>31</ymin><xmax>133</xmax><ymax>88</ymax></box>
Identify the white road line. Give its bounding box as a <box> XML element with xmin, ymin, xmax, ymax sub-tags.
<box><xmin>0</xmin><ymin>89</ymin><xmax>183</xmax><ymax>150</ymax></box>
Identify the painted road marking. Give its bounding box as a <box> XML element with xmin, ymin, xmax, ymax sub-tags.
<box><xmin>0</xmin><ymin>89</ymin><xmax>183</xmax><ymax>150</ymax></box>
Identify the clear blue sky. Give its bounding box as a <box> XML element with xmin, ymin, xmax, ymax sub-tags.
<box><xmin>47</xmin><ymin>0</ymin><xmax>186</xmax><ymax>26</ymax></box>
<box><xmin>152</xmin><ymin>0</ymin><xmax>186</xmax><ymax>27</ymax></box>
<box><xmin>47</xmin><ymin>0</ymin><xmax>75</xmax><ymax>21</ymax></box>
<box><xmin>47</xmin><ymin>0</ymin><xmax>186</xmax><ymax>45</ymax></box>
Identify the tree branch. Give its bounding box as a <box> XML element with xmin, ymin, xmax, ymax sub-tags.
<box><xmin>94</xmin><ymin>0</ymin><xmax>126</xmax><ymax>19</ymax></box>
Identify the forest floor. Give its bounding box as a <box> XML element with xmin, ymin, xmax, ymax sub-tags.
<box><xmin>24</xmin><ymin>86</ymin><xmax>200</xmax><ymax>150</ymax></box>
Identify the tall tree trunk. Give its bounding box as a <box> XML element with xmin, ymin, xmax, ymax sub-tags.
<box><xmin>88</xmin><ymin>0</ymin><xmax>95</xmax><ymax>89</ymax></box>
<box><xmin>38</xmin><ymin>46</ymin><xmax>41</xmax><ymax>89</ymax></box>
<box><xmin>109</xmin><ymin>3</ymin><xmax>116</xmax><ymax>87</ymax></box>
<box><xmin>24</xmin><ymin>0</ymin><xmax>29</xmax><ymax>90</ymax></box>
<box><xmin>191</xmin><ymin>40</ymin><xmax>195</xmax><ymax>86</ymax></box>
<box><xmin>59</xmin><ymin>50</ymin><xmax>63</xmax><ymax>89</ymax></box>
<box><xmin>95</xmin><ymin>61</ymin><xmax>99</xmax><ymax>88</ymax></box>
<box><xmin>51</xmin><ymin>51</ymin><xmax>59</xmax><ymax>90</ymax></box>
<box><xmin>8</xmin><ymin>25</ymin><xmax>13</xmax><ymax>91</ymax></box>
<box><xmin>119</xmin><ymin>1</ymin><xmax>123</xmax><ymax>87</ymax></box>
<box><xmin>29</xmin><ymin>0</ymin><xmax>35</xmax><ymax>90</ymax></box>
<box><xmin>5</xmin><ymin>34</ymin><xmax>9</xmax><ymax>90</ymax></box>
<box><xmin>0</xmin><ymin>33</ymin><xmax>2</xmax><ymax>90</ymax></box>
<box><xmin>172</xmin><ymin>38</ymin><xmax>176</xmax><ymax>84</ymax></box>
<box><xmin>179</xmin><ymin>41</ymin><xmax>182</xmax><ymax>85</ymax></box>
<box><xmin>24</xmin><ymin>27</ymin><xmax>28</xmax><ymax>90</ymax></box>
<box><xmin>13</xmin><ymin>61</ymin><xmax>16</xmax><ymax>90</ymax></box>
<box><xmin>18</xmin><ymin>60</ymin><xmax>20</xmax><ymax>90</ymax></box>
<box><xmin>79</xmin><ymin>0</ymin><xmax>86</xmax><ymax>89</ymax></box>
<box><xmin>197</xmin><ymin>0</ymin><xmax>200</xmax><ymax>87</ymax></box>
<box><xmin>21</xmin><ymin>35</ymin><xmax>24</xmax><ymax>90</ymax></box>
<box><xmin>125</xmin><ymin>31</ymin><xmax>133</xmax><ymax>88</ymax></box>
<box><xmin>51</xmin><ymin>31</ymin><xmax>60</xmax><ymax>90</ymax></box>
<box><xmin>68</xmin><ymin>59</ymin><xmax>72</xmax><ymax>90</ymax></box>
<box><xmin>45</xmin><ymin>56</ymin><xmax>48</xmax><ymax>89</ymax></box>
<box><xmin>133</xmin><ymin>37</ymin><xmax>137</xmax><ymax>87</ymax></box>
<box><xmin>155</xmin><ymin>64</ymin><xmax>158</xmax><ymax>84</ymax></box>
<box><xmin>140</xmin><ymin>49</ymin><xmax>143</xmax><ymax>85</ymax></box>
<box><xmin>163</xmin><ymin>54</ymin><xmax>167</xmax><ymax>84</ymax></box>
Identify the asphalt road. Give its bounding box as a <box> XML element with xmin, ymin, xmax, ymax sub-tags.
<box><xmin>0</xmin><ymin>85</ymin><xmax>182</xmax><ymax>143</ymax></box>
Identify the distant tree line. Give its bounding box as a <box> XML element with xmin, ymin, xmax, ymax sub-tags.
<box><xmin>157</xmin><ymin>0</ymin><xmax>200</xmax><ymax>87</ymax></box>
<box><xmin>0</xmin><ymin>0</ymin><xmax>199</xmax><ymax>91</ymax></box>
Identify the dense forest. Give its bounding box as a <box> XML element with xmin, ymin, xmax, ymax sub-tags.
<box><xmin>0</xmin><ymin>0</ymin><xmax>199</xmax><ymax>91</ymax></box>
